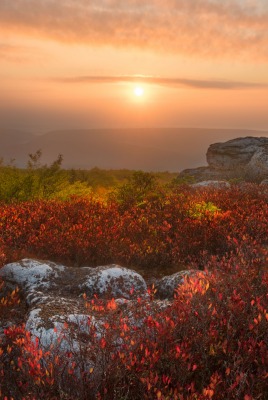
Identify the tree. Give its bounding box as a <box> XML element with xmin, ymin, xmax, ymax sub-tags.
<box><xmin>111</xmin><ymin>171</ymin><xmax>159</xmax><ymax>209</ymax></box>
<box><xmin>22</xmin><ymin>150</ymin><xmax>68</xmax><ymax>199</ymax></box>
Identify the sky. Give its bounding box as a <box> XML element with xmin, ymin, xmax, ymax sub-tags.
<box><xmin>1</xmin><ymin>0</ymin><xmax>268</xmax><ymax>132</ymax></box>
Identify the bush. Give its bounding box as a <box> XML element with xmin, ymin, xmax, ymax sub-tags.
<box><xmin>0</xmin><ymin>183</ymin><xmax>268</xmax><ymax>398</ymax></box>
<box><xmin>0</xmin><ymin>184</ymin><xmax>268</xmax><ymax>269</ymax></box>
<box><xmin>110</xmin><ymin>171</ymin><xmax>160</xmax><ymax>210</ymax></box>
<box><xmin>0</xmin><ymin>150</ymin><xmax>71</xmax><ymax>203</ymax></box>
<box><xmin>1</xmin><ymin>256</ymin><xmax>267</xmax><ymax>399</ymax></box>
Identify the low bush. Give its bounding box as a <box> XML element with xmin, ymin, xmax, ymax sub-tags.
<box><xmin>0</xmin><ymin>183</ymin><xmax>268</xmax><ymax>398</ymax></box>
<box><xmin>0</xmin><ymin>184</ymin><xmax>268</xmax><ymax>270</ymax></box>
<box><xmin>0</xmin><ymin>255</ymin><xmax>267</xmax><ymax>399</ymax></box>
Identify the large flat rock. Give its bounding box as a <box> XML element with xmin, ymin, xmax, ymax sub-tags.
<box><xmin>180</xmin><ymin>136</ymin><xmax>268</xmax><ymax>182</ymax></box>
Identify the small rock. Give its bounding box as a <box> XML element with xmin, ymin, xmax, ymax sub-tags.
<box><xmin>191</xmin><ymin>180</ymin><xmax>230</xmax><ymax>189</ymax></box>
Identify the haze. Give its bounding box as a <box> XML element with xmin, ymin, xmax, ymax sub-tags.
<box><xmin>1</xmin><ymin>0</ymin><xmax>268</xmax><ymax>168</ymax></box>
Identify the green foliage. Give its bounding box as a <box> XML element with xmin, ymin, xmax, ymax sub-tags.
<box><xmin>188</xmin><ymin>201</ymin><xmax>221</xmax><ymax>219</ymax></box>
<box><xmin>55</xmin><ymin>181</ymin><xmax>93</xmax><ymax>200</ymax></box>
<box><xmin>67</xmin><ymin>167</ymin><xmax>116</xmax><ymax>188</ymax></box>
<box><xmin>0</xmin><ymin>151</ymin><xmax>179</xmax><ymax>204</ymax></box>
<box><xmin>111</xmin><ymin>170</ymin><xmax>160</xmax><ymax>208</ymax></box>
<box><xmin>0</xmin><ymin>150</ymin><xmax>92</xmax><ymax>202</ymax></box>
<box><xmin>169</xmin><ymin>174</ymin><xmax>195</xmax><ymax>187</ymax></box>
<box><xmin>22</xmin><ymin>150</ymin><xmax>68</xmax><ymax>200</ymax></box>
<box><xmin>0</xmin><ymin>164</ymin><xmax>24</xmax><ymax>202</ymax></box>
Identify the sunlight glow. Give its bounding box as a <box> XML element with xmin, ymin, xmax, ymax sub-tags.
<box><xmin>134</xmin><ymin>86</ymin><xmax>144</xmax><ymax>97</ymax></box>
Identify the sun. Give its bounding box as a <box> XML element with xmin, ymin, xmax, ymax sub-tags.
<box><xmin>134</xmin><ymin>86</ymin><xmax>144</xmax><ymax>97</ymax></box>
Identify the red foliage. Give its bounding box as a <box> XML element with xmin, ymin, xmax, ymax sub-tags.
<box><xmin>0</xmin><ymin>184</ymin><xmax>268</xmax><ymax>399</ymax></box>
<box><xmin>0</xmin><ymin>184</ymin><xmax>267</xmax><ymax>269</ymax></box>
<box><xmin>1</xmin><ymin>259</ymin><xmax>267</xmax><ymax>399</ymax></box>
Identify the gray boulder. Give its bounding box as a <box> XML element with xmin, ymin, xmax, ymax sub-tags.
<box><xmin>248</xmin><ymin>148</ymin><xmax>268</xmax><ymax>175</ymax></box>
<box><xmin>191</xmin><ymin>180</ymin><xmax>230</xmax><ymax>189</ymax></box>
<box><xmin>80</xmin><ymin>264</ymin><xmax>147</xmax><ymax>299</ymax></box>
<box><xmin>0</xmin><ymin>259</ymin><xmax>147</xmax><ymax>302</ymax></box>
<box><xmin>0</xmin><ymin>259</ymin><xmax>148</xmax><ymax>358</ymax></box>
<box><xmin>206</xmin><ymin>137</ymin><xmax>268</xmax><ymax>170</ymax></box>
<box><xmin>0</xmin><ymin>258</ymin><xmax>191</xmax><ymax>397</ymax></box>
<box><xmin>180</xmin><ymin>136</ymin><xmax>268</xmax><ymax>182</ymax></box>
<box><xmin>155</xmin><ymin>270</ymin><xmax>204</xmax><ymax>299</ymax></box>
<box><xmin>0</xmin><ymin>258</ymin><xmax>66</xmax><ymax>293</ymax></box>
<box><xmin>0</xmin><ymin>259</ymin><xmax>148</xmax><ymax>342</ymax></box>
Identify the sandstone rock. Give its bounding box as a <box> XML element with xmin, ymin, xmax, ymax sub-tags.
<box><xmin>25</xmin><ymin>297</ymin><xmax>96</xmax><ymax>349</ymax></box>
<box><xmin>0</xmin><ymin>258</ymin><xmax>66</xmax><ymax>292</ymax></box>
<box><xmin>248</xmin><ymin>148</ymin><xmax>268</xmax><ymax>175</ymax></box>
<box><xmin>80</xmin><ymin>264</ymin><xmax>147</xmax><ymax>299</ymax></box>
<box><xmin>206</xmin><ymin>137</ymin><xmax>268</xmax><ymax>170</ymax></box>
<box><xmin>0</xmin><ymin>259</ymin><xmax>147</xmax><ymax>360</ymax></box>
<box><xmin>155</xmin><ymin>270</ymin><xmax>204</xmax><ymax>299</ymax></box>
<box><xmin>0</xmin><ymin>259</ymin><xmax>198</xmax><ymax>356</ymax></box>
<box><xmin>180</xmin><ymin>136</ymin><xmax>268</xmax><ymax>182</ymax></box>
<box><xmin>24</xmin><ymin>296</ymin><xmax>170</xmax><ymax>351</ymax></box>
<box><xmin>0</xmin><ymin>259</ymin><xmax>147</xmax><ymax>301</ymax></box>
<box><xmin>0</xmin><ymin>259</ymin><xmax>149</xmax><ymax>346</ymax></box>
<box><xmin>180</xmin><ymin>166</ymin><xmax>225</xmax><ymax>181</ymax></box>
<box><xmin>22</xmin><ymin>292</ymin><xmax>171</xmax><ymax>399</ymax></box>
<box><xmin>0</xmin><ymin>258</ymin><xmax>197</xmax><ymax>397</ymax></box>
<box><xmin>191</xmin><ymin>180</ymin><xmax>230</xmax><ymax>189</ymax></box>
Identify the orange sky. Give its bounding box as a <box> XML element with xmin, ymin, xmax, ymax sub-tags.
<box><xmin>1</xmin><ymin>0</ymin><xmax>268</xmax><ymax>131</ymax></box>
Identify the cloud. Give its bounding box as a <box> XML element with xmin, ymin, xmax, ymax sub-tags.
<box><xmin>0</xmin><ymin>0</ymin><xmax>268</xmax><ymax>60</ymax></box>
<box><xmin>0</xmin><ymin>43</ymin><xmax>34</xmax><ymax>62</ymax></box>
<box><xmin>51</xmin><ymin>74</ymin><xmax>268</xmax><ymax>90</ymax></box>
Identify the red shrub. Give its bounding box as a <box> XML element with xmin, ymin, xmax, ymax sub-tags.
<box><xmin>0</xmin><ymin>184</ymin><xmax>268</xmax><ymax>269</ymax></box>
<box><xmin>0</xmin><ymin>184</ymin><xmax>268</xmax><ymax>398</ymax></box>
<box><xmin>1</xmin><ymin>258</ymin><xmax>267</xmax><ymax>399</ymax></box>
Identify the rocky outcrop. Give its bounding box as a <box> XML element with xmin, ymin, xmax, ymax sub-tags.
<box><xmin>191</xmin><ymin>180</ymin><xmax>231</xmax><ymax>189</ymax></box>
<box><xmin>0</xmin><ymin>259</ymin><xmax>188</xmax><ymax>346</ymax></box>
<box><xmin>0</xmin><ymin>259</ymin><xmax>207</xmax><ymax>396</ymax></box>
<box><xmin>155</xmin><ymin>270</ymin><xmax>204</xmax><ymax>299</ymax></box>
<box><xmin>206</xmin><ymin>137</ymin><xmax>268</xmax><ymax>170</ymax></box>
<box><xmin>180</xmin><ymin>136</ymin><xmax>268</xmax><ymax>182</ymax></box>
<box><xmin>0</xmin><ymin>259</ymin><xmax>147</xmax><ymax>300</ymax></box>
<box><xmin>0</xmin><ymin>259</ymin><xmax>148</xmax><ymax>344</ymax></box>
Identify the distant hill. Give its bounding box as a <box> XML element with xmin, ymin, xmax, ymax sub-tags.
<box><xmin>0</xmin><ymin>128</ymin><xmax>268</xmax><ymax>171</ymax></box>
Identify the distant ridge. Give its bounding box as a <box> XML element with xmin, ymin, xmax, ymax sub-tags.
<box><xmin>0</xmin><ymin>128</ymin><xmax>267</xmax><ymax>171</ymax></box>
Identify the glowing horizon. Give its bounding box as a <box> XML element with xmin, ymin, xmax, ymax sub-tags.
<box><xmin>0</xmin><ymin>0</ymin><xmax>267</xmax><ymax>132</ymax></box>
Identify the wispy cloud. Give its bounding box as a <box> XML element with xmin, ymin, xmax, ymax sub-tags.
<box><xmin>0</xmin><ymin>0</ymin><xmax>268</xmax><ymax>60</ymax></box>
<box><xmin>51</xmin><ymin>74</ymin><xmax>268</xmax><ymax>90</ymax></box>
<box><xmin>0</xmin><ymin>43</ymin><xmax>34</xmax><ymax>63</ymax></box>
